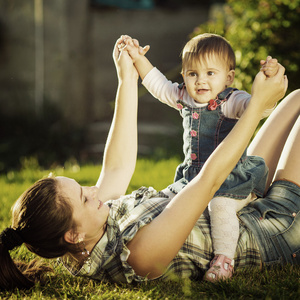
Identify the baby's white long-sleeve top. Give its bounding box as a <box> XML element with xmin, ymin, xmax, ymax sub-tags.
<box><xmin>142</xmin><ymin>67</ymin><xmax>274</xmax><ymax>119</ymax></box>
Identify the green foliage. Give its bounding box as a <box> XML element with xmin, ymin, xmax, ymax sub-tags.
<box><xmin>192</xmin><ymin>0</ymin><xmax>300</xmax><ymax>92</ymax></box>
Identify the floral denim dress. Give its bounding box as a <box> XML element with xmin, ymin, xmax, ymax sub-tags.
<box><xmin>168</xmin><ymin>87</ymin><xmax>268</xmax><ymax>199</ymax></box>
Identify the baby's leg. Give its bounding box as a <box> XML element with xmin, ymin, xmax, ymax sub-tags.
<box><xmin>208</xmin><ymin>197</ymin><xmax>248</xmax><ymax>259</ymax></box>
<box><xmin>205</xmin><ymin>196</ymin><xmax>251</xmax><ymax>282</ymax></box>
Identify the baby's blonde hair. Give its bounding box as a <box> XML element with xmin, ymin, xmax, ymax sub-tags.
<box><xmin>181</xmin><ymin>33</ymin><xmax>236</xmax><ymax>72</ymax></box>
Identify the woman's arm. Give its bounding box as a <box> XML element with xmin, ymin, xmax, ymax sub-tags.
<box><xmin>96</xmin><ymin>39</ymin><xmax>139</xmax><ymax>201</ymax></box>
<box><xmin>127</xmin><ymin>66</ymin><xmax>288</xmax><ymax>278</ymax></box>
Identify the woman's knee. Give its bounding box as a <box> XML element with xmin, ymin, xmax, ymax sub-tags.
<box><xmin>285</xmin><ymin>89</ymin><xmax>300</xmax><ymax>110</ymax></box>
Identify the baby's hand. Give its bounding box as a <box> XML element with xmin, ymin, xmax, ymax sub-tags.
<box><xmin>132</xmin><ymin>38</ymin><xmax>150</xmax><ymax>57</ymax></box>
<box><xmin>260</xmin><ymin>56</ymin><xmax>279</xmax><ymax>78</ymax></box>
<box><xmin>118</xmin><ymin>35</ymin><xmax>150</xmax><ymax>63</ymax></box>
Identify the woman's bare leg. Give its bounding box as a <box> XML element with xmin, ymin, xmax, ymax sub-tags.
<box><xmin>273</xmin><ymin>115</ymin><xmax>300</xmax><ymax>185</ymax></box>
<box><xmin>248</xmin><ymin>89</ymin><xmax>300</xmax><ymax>189</ymax></box>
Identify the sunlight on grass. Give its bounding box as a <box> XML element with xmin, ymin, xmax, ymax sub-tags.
<box><xmin>1</xmin><ymin>158</ymin><xmax>299</xmax><ymax>299</ymax></box>
<box><xmin>128</xmin><ymin>157</ymin><xmax>180</xmax><ymax>192</ymax></box>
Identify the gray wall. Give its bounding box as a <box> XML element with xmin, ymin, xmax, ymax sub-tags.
<box><xmin>0</xmin><ymin>0</ymin><xmax>210</xmax><ymax>155</ymax></box>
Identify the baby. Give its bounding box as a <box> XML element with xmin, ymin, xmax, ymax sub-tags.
<box><xmin>119</xmin><ymin>33</ymin><xmax>278</xmax><ymax>281</ymax></box>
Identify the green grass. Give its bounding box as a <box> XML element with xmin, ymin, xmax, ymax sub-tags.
<box><xmin>1</xmin><ymin>158</ymin><xmax>300</xmax><ymax>299</ymax></box>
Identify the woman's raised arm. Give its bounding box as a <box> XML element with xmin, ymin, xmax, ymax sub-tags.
<box><xmin>96</xmin><ymin>37</ymin><xmax>139</xmax><ymax>201</ymax></box>
<box><xmin>127</xmin><ymin>65</ymin><xmax>288</xmax><ymax>278</ymax></box>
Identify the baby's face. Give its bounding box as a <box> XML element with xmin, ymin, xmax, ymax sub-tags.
<box><xmin>182</xmin><ymin>55</ymin><xmax>235</xmax><ymax>104</ymax></box>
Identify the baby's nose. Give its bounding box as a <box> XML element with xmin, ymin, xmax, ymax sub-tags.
<box><xmin>196</xmin><ymin>75</ymin><xmax>205</xmax><ymax>84</ymax></box>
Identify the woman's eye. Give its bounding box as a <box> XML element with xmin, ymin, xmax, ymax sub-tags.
<box><xmin>84</xmin><ymin>197</ymin><xmax>88</xmax><ymax>203</ymax></box>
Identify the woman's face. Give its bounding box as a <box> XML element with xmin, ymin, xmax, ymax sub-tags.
<box><xmin>56</xmin><ymin>177</ymin><xmax>109</xmax><ymax>245</ymax></box>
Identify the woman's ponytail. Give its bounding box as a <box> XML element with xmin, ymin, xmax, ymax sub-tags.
<box><xmin>0</xmin><ymin>229</ymin><xmax>34</xmax><ymax>290</ymax></box>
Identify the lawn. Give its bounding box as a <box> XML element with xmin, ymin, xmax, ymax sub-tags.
<box><xmin>1</xmin><ymin>158</ymin><xmax>299</xmax><ymax>299</ymax></box>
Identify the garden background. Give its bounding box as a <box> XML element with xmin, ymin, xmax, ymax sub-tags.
<box><xmin>1</xmin><ymin>0</ymin><xmax>298</xmax><ymax>173</ymax></box>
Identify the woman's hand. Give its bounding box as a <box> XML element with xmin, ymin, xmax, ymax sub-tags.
<box><xmin>113</xmin><ymin>36</ymin><xmax>139</xmax><ymax>81</ymax></box>
<box><xmin>251</xmin><ymin>63</ymin><xmax>288</xmax><ymax>111</ymax></box>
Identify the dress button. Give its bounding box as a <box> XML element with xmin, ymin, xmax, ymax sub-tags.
<box><xmin>293</xmin><ymin>253</ymin><xmax>297</xmax><ymax>258</ymax></box>
<box><xmin>192</xmin><ymin>112</ymin><xmax>199</xmax><ymax>119</ymax></box>
<box><xmin>190</xmin><ymin>130</ymin><xmax>197</xmax><ymax>137</ymax></box>
<box><xmin>292</xmin><ymin>212</ymin><xmax>297</xmax><ymax>217</ymax></box>
<box><xmin>177</xmin><ymin>103</ymin><xmax>183</xmax><ymax>110</ymax></box>
<box><xmin>259</xmin><ymin>217</ymin><xmax>263</xmax><ymax>220</ymax></box>
<box><xmin>191</xmin><ymin>153</ymin><xmax>197</xmax><ymax>160</ymax></box>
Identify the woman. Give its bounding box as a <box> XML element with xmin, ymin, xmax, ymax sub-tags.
<box><xmin>0</xmin><ymin>37</ymin><xmax>295</xmax><ymax>290</ymax></box>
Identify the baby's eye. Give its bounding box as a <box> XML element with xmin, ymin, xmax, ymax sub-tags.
<box><xmin>188</xmin><ymin>72</ymin><xmax>197</xmax><ymax>77</ymax></box>
<box><xmin>207</xmin><ymin>71</ymin><xmax>215</xmax><ymax>76</ymax></box>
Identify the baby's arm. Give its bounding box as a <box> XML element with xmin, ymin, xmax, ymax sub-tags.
<box><xmin>118</xmin><ymin>35</ymin><xmax>154</xmax><ymax>80</ymax></box>
<box><xmin>260</xmin><ymin>56</ymin><xmax>279</xmax><ymax>78</ymax></box>
<box><xmin>118</xmin><ymin>36</ymin><xmax>182</xmax><ymax>108</ymax></box>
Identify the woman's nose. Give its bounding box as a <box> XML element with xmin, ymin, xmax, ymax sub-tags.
<box><xmin>90</xmin><ymin>186</ymin><xmax>99</xmax><ymax>197</ymax></box>
<box><xmin>85</xmin><ymin>186</ymin><xmax>99</xmax><ymax>199</ymax></box>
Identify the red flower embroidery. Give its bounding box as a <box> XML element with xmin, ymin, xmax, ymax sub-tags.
<box><xmin>190</xmin><ymin>130</ymin><xmax>197</xmax><ymax>137</ymax></box>
<box><xmin>177</xmin><ymin>103</ymin><xmax>183</xmax><ymax>110</ymax></box>
<box><xmin>191</xmin><ymin>153</ymin><xmax>197</xmax><ymax>160</ymax></box>
<box><xmin>192</xmin><ymin>112</ymin><xmax>199</xmax><ymax>119</ymax></box>
<box><xmin>207</xmin><ymin>99</ymin><xmax>218</xmax><ymax>111</ymax></box>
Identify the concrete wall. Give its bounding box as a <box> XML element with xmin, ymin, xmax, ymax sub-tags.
<box><xmin>0</xmin><ymin>0</ymin><xmax>210</xmax><ymax>156</ymax></box>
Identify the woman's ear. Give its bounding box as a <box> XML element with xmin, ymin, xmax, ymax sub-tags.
<box><xmin>64</xmin><ymin>230</ymin><xmax>83</xmax><ymax>244</ymax></box>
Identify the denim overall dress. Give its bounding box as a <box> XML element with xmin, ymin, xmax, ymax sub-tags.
<box><xmin>168</xmin><ymin>87</ymin><xmax>268</xmax><ymax>199</ymax></box>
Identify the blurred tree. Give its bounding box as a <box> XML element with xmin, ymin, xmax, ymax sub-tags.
<box><xmin>192</xmin><ymin>0</ymin><xmax>300</xmax><ymax>92</ymax></box>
